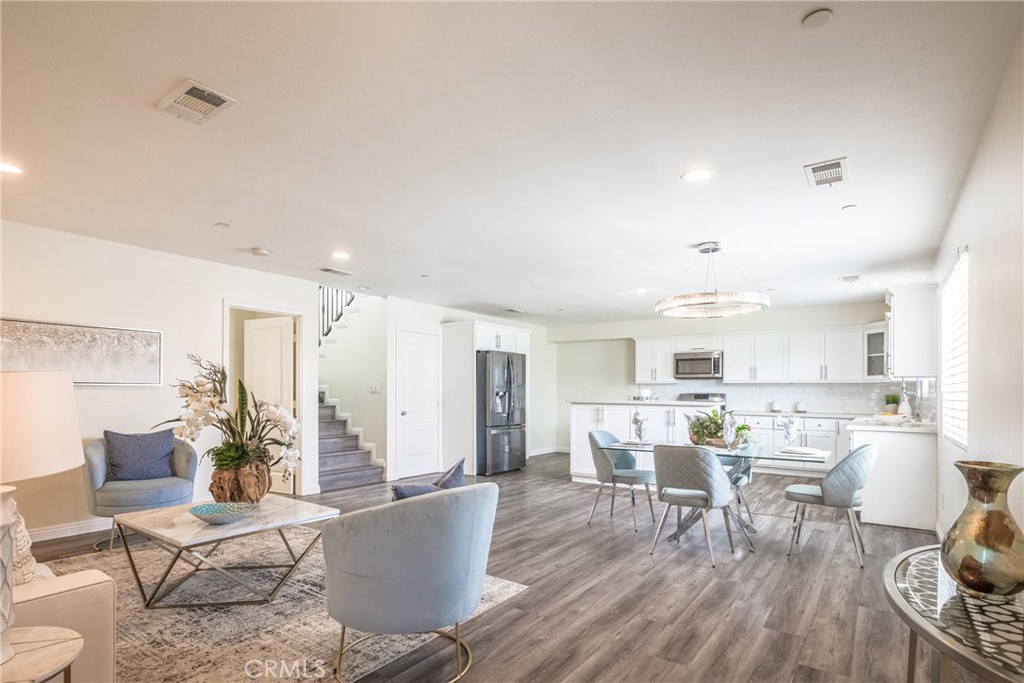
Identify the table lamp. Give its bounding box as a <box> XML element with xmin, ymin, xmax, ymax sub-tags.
<box><xmin>1</xmin><ymin>369</ymin><xmax>83</xmax><ymax>663</ymax></box>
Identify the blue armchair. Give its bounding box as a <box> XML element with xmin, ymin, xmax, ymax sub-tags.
<box><xmin>83</xmin><ymin>436</ymin><xmax>197</xmax><ymax>549</ymax></box>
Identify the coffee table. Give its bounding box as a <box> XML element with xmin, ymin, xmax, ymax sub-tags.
<box><xmin>114</xmin><ymin>494</ymin><xmax>339</xmax><ymax>609</ymax></box>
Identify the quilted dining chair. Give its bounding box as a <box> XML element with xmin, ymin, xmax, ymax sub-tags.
<box><xmin>784</xmin><ymin>443</ymin><xmax>878</xmax><ymax>567</ymax></box>
<box><xmin>649</xmin><ymin>444</ymin><xmax>754</xmax><ymax>566</ymax></box>
<box><xmin>586</xmin><ymin>430</ymin><xmax>656</xmax><ymax>531</ymax></box>
<box><xmin>322</xmin><ymin>482</ymin><xmax>499</xmax><ymax>682</ymax></box>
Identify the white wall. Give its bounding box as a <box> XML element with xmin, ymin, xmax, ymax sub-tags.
<box><xmin>547</xmin><ymin>301</ymin><xmax>888</xmax><ymax>342</ymax></box>
<box><xmin>931</xmin><ymin>34</ymin><xmax>1023</xmax><ymax>531</ymax></box>
<box><xmin>1</xmin><ymin>221</ymin><xmax>322</xmax><ymax>539</ymax></box>
<box><xmin>317</xmin><ymin>294</ymin><xmax>388</xmax><ymax>463</ymax></box>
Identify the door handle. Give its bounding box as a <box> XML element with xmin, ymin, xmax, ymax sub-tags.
<box><xmin>401</xmin><ymin>410</ymin><xmax>407</xmax><ymax>416</ymax></box>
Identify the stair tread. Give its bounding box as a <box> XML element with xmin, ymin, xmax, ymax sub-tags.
<box><xmin>319</xmin><ymin>460</ymin><xmax>377</xmax><ymax>475</ymax></box>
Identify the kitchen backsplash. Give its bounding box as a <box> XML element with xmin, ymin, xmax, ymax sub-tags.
<box><xmin>637</xmin><ymin>379</ymin><xmax>937</xmax><ymax>417</ymax></box>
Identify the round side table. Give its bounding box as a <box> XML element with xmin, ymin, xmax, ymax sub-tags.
<box><xmin>0</xmin><ymin>626</ymin><xmax>83</xmax><ymax>683</ymax></box>
<box><xmin>883</xmin><ymin>545</ymin><xmax>1023</xmax><ymax>683</ymax></box>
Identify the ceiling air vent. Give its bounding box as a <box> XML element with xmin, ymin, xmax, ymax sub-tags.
<box><xmin>804</xmin><ymin>157</ymin><xmax>848</xmax><ymax>187</ymax></box>
<box><xmin>319</xmin><ymin>267</ymin><xmax>352</xmax><ymax>277</ymax></box>
<box><xmin>156</xmin><ymin>79</ymin><xmax>236</xmax><ymax>124</ymax></box>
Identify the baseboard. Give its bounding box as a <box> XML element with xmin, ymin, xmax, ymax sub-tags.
<box><xmin>555</xmin><ymin>447</ymin><xmax>569</xmax><ymax>454</ymax></box>
<box><xmin>28</xmin><ymin>517</ymin><xmax>112</xmax><ymax>542</ymax></box>
<box><xmin>934</xmin><ymin>521</ymin><xmax>944</xmax><ymax>541</ymax></box>
<box><xmin>528</xmin><ymin>447</ymin><xmax>558</xmax><ymax>457</ymax></box>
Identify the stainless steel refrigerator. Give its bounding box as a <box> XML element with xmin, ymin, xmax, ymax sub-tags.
<box><xmin>476</xmin><ymin>350</ymin><xmax>527</xmax><ymax>475</ymax></box>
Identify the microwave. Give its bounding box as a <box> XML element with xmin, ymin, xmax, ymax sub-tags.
<box><xmin>674</xmin><ymin>351</ymin><xmax>723</xmax><ymax>379</ymax></box>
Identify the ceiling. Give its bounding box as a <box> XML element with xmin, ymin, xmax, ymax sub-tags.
<box><xmin>2</xmin><ymin>2</ymin><xmax>1021</xmax><ymax>326</ymax></box>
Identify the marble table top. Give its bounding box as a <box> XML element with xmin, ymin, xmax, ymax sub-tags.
<box><xmin>114</xmin><ymin>494</ymin><xmax>339</xmax><ymax>548</ymax></box>
<box><xmin>1</xmin><ymin>626</ymin><xmax>83</xmax><ymax>683</ymax></box>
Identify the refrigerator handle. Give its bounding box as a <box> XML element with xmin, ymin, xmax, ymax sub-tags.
<box><xmin>507</xmin><ymin>356</ymin><xmax>516</xmax><ymax>417</ymax></box>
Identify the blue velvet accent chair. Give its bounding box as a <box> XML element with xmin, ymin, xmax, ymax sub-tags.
<box><xmin>784</xmin><ymin>443</ymin><xmax>878</xmax><ymax>567</ymax></box>
<box><xmin>649</xmin><ymin>444</ymin><xmax>755</xmax><ymax>566</ymax></box>
<box><xmin>586</xmin><ymin>430</ymin><xmax>656</xmax><ymax>531</ymax></box>
<box><xmin>83</xmin><ymin>437</ymin><xmax>197</xmax><ymax>549</ymax></box>
<box><xmin>322</xmin><ymin>482</ymin><xmax>499</xmax><ymax>682</ymax></box>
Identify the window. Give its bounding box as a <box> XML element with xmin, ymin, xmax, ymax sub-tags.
<box><xmin>940</xmin><ymin>248</ymin><xmax>968</xmax><ymax>450</ymax></box>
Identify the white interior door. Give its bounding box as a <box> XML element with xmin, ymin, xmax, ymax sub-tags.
<box><xmin>396</xmin><ymin>330</ymin><xmax>440</xmax><ymax>479</ymax></box>
<box><xmin>244</xmin><ymin>316</ymin><xmax>296</xmax><ymax>494</ymax></box>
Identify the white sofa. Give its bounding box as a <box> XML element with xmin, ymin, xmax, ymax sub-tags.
<box><xmin>12</xmin><ymin>565</ymin><xmax>116</xmax><ymax>683</ymax></box>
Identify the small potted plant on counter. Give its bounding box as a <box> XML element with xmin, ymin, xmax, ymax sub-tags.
<box><xmin>883</xmin><ymin>393</ymin><xmax>901</xmax><ymax>413</ymax></box>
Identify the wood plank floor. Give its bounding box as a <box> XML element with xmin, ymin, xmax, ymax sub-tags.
<box><xmin>35</xmin><ymin>453</ymin><xmax>983</xmax><ymax>683</ymax></box>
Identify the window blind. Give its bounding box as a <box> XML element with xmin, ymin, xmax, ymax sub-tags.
<box><xmin>940</xmin><ymin>250</ymin><xmax>968</xmax><ymax>450</ymax></box>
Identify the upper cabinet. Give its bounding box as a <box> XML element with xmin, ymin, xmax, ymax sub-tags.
<box><xmin>634</xmin><ymin>337</ymin><xmax>676</xmax><ymax>384</ymax></box>
<box><xmin>887</xmin><ymin>285</ymin><xmax>937</xmax><ymax>377</ymax></box>
<box><xmin>475</xmin><ymin>322</ymin><xmax>530</xmax><ymax>354</ymax></box>
<box><xmin>722</xmin><ymin>333</ymin><xmax>787</xmax><ymax>382</ymax></box>
<box><xmin>787</xmin><ymin>328</ymin><xmax>863</xmax><ymax>382</ymax></box>
<box><xmin>674</xmin><ymin>335</ymin><xmax>723</xmax><ymax>352</ymax></box>
<box><xmin>863</xmin><ymin>322</ymin><xmax>887</xmax><ymax>379</ymax></box>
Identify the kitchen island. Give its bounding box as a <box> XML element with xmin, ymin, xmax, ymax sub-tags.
<box><xmin>847</xmin><ymin>417</ymin><xmax>937</xmax><ymax>531</ymax></box>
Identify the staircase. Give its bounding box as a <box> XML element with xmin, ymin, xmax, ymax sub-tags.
<box><xmin>318</xmin><ymin>398</ymin><xmax>384</xmax><ymax>492</ymax></box>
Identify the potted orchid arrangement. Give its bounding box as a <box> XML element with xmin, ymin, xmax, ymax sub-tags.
<box><xmin>160</xmin><ymin>354</ymin><xmax>300</xmax><ymax>503</ymax></box>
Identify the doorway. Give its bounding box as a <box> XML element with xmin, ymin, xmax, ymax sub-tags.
<box><xmin>395</xmin><ymin>329</ymin><xmax>440</xmax><ymax>479</ymax></box>
<box><xmin>225</xmin><ymin>304</ymin><xmax>300</xmax><ymax>495</ymax></box>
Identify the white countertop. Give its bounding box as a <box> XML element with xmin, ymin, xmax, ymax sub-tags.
<box><xmin>846</xmin><ymin>416</ymin><xmax>937</xmax><ymax>433</ymax></box>
<box><xmin>731</xmin><ymin>410</ymin><xmax>864</xmax><ymax>419</ymax></box>
<box><xmin>569</xmin><ymin>399</ymin><xmax>725</xmax><ymax>407</ymax></box>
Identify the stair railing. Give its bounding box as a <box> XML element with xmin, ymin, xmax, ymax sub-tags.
<box><xmin>319</xmin><ymin>286</ymin><xmax>356</xmax><ymax>344</ymax></box>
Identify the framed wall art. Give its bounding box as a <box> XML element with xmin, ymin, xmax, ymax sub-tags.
<box><xmin>0</xmin><ymin>318</ymin><xmax>162</xmax><ymax>386</ymax></box>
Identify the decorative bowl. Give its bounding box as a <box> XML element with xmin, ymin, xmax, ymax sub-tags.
<box><xmin>189</xmin><ymin>502</ymin><xmax>254</xmax><ymax>525</ymax></box>
<box><xmin>875</xmin><ymin>413</ymin><xmax>909</xmax><ymax>425</ymax></box>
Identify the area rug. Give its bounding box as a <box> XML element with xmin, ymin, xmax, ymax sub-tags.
<box><xmin>47</xmin><ymin>526</ymin><xmax>527</xmax><ymax>683</ymax></box>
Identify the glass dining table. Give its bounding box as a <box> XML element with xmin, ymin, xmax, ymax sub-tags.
<box><xmin>604</xmin><ymin>441</ymin><xmax>829</xmax><ymax>539</ymax></box>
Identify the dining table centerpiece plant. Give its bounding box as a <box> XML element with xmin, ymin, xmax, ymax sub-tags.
<box><xmin>686</xmin><ymin>409</ymin><xmax>751</xmax><ymax>448</ymax></box>
<box><xmin>160</xmin><ymin>354</ymin><xmax>300</xmax><ymax>503</ymax></box>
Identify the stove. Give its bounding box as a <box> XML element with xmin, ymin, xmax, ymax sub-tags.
<box><xmin>676</xmin><ymin>392</ymin><xmax>726</xmax><ymax>409</ymax></box>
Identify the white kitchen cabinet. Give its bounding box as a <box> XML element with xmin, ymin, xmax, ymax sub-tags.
<box><xmin>723</xmin><ymin>333</ymin><xmax>786</xmax><ymax>382</ymax></box>
<box><xmin>475</xmin><ymin>322</ymin><xmax>530</xmax><ymax>354</ymax></box>
<box><xmin>887</xmin><ymin>285</ymin><xmax>937</xmax><ymax>377</ymax></box>
<box><xmin>722</xmin><ymin>335</ymin><xmax>755</xmax><ymax>381</ymax></box>
<box><xmin>634</xmin><ymin>337</ymin><xmax>676</xmax><ymax>384</ymax></box>
<box><xmin>787</xmin><ymin>332</ymin><xmax>825</xmax><ymax>381</ymax></box>
<box><xmin>849</xmin><ymin>427</ymin><xmax>936</xmax><ymax>530</ymax></box>
<box><xmin>863</xmin><ymin>322</ymin><xmax>887</xmax><ymax>379</ymax></box>
<box><xmin>787</xmin><ymin>329</ymin><xmax>862</xmax><ymax>382</ymax></box>
<box><xmin>675</xmin><ymin>335</ymin><xmax>723</xmax><ymax>352</ymax></box>
<box><xmin>569</xmin><ymin>404</ymin><xmax>632</xmax><ymax>478</ymax></box>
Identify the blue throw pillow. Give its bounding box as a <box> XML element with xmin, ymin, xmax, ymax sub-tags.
<box><xmin>105</xmin><ymin>429</ymin><xmax>176</xmax><ymax>481</ymax></box>
<box><xmin>391</xmin><ymin>483</ymin><xmax>442</xmax><ymax>501</ymax></box>
<box><xmin>433</xmin><ymin>458</ymin><xmax>465</xmax><ymax>489</ymax></box>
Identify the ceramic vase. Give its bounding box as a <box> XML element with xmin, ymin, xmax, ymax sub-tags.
<box><xmin>209</xmin><ymin>462</ymin><xmax>272</xmax><ymax>503</ymax></box>
<box><xmin>939</xmin><ymin>460</ymin><xmax>1024</xmax><ymax>598</ymax></box>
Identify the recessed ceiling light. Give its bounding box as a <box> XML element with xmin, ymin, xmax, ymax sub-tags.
<box><xmin>214</xmin><ymin>222</ymin><xmax>231</xmax><ymax>229</ymax></box>
<box><xmin>841</xmin><ymin>204</ymin><xmax>858</xmax><ymax>210</ymax></box>
<box><xmin>766</xmin><ymin>288</ymin><xmax>776</xmax><ymax>293</ymax></box>
<box><xmin>250</xmin><ymin>247</ymin><xmax>270</xmax><ymax>257</ymax></box>
<box><xmin>802</xmin><ymin>8</ymin><xmax>833</xmax><ymax>29</ymax></box>
<box><xmin>332</xmin><ymin>250</ymin><xmax>350</xmax><ymax>260</ymax></box>
<box><xmin>839</xmin><ymin>274</ymin><xmax>860</xmax><ymax>283</ymax></box>
<box><xmin>419</xmin><ymin>274</ymin><xmax>431</xmax><ymax>278</ymax></box>
<box><xmin>356</xmin><ymin>285</ymin><xmax>371</xmax><ymax>291</ymax></box>
<box><xmin>680</xmin><ymin>168</ymin><xmax>713</xmax><ymax>182</ymax></box>
<box><xmin>0</xmin><ymin>162</ymin><xmax>23</xmax><ymax>174</ymax></box>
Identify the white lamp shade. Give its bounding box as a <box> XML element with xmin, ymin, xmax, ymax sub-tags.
<box><xmin>1</xmin><ymin>370</ymin><xmax>83</xmax><ymax>483</ymax></box>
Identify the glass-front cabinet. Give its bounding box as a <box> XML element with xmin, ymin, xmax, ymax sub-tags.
<box><xmin>864</xmin><ymin>322</ymin><xmax>887</xmax><ymax>379</ymax></box>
